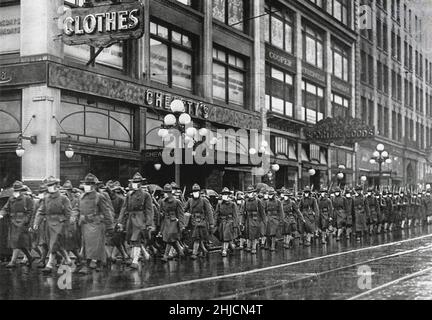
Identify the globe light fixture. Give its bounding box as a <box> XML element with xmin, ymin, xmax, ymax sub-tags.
<box><xmin>309</xmin><ymin>169</ymin><xmax>316</xmax><ymax>176</ymax></box>
<box><xmin>178</xmin><ymin>113</ymin><xmax>191</xmax><ymax>125</ymax></box>
<box><xmin>210</xmin><ymin>137</ymin><xmax>218</xmax><ymax>145</ymax></box>
<box><xmin>249</xmin><ymin>148</ymin><xmax>257</xmax><ymax>155</ymax></box>
<box><xmin>198</xmin><ymin>128</ymin><xmax>209</xmax><ymax>136</ymax></box>
<box><xmin>154</xmin><ymin>163</ymin><xmax>162</xmax><ymax>171</ymax></box>
<box><xmin>337</xmin><ymin>172</ymin><xmax>344</xmax><ymax>180</ymax></box>
<box><xmin>170</xmin><ymin>99</ymin><xmax>185</xmax><ymax>113</ymax></box>
<box><xmin>373</xmin><ymin>150</ymin><xmax>380</xmax><ymax>158</ymax></box>
<box><xmin>158</xmin><ymin>128</ymin><xmax>169</xmax><ymax>138</ymax></box>
<box><xmin>385</xmin><ymin>158</ymin><xmax>392</xmax><ymax>164</ymax></box>
<box><xmin>369</xmin><ymin>159</ymin><xmax>376</xmax><ymax>164</ymax></box>
<box><xmin>338</xmin><ymin>164</ymin><xmax>346</xmax><ymax>170</ymax></box>
<box><xmin>361</xmin><ymin>175</ymin><xmax>367</xmax><ymax>182</ymax></box>
<box><xmin>164</xmin><ymin>114</ymin><xmax>176</xmax><ymax>126</ymax></box>
<box><xmin>271</xmin><ymin>164</ymin><xmax>280</xmax><ymax>172</ymax></box>
<box><xmin>377</xmin><ymin>143</ymin><xmax>385</xmax><ymax>152</ymax></box>
<box><xmin>381</xmin><ymin>151</ymin><xmax>389</xmax><ymax>158</ymax></box>
<box><xmin>65</xmin><ymin>144</ymin><xmax>74</xmax><ymax>159</ymax></box>
<box><xmin>15</xmin><ymin>144</ymin><xmax>25</xmax><ymax>158</ymax></box>
<box><xmin>186</xmin><ymin>127</ymin><xmax>197</xmax><ymax>137</ymax></box>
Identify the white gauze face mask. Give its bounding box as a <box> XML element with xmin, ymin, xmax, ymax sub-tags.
<box><xmin>84</xmin><ymin>185</ymin><xmax>92</xmax><ymax>193</ymax></box>
<box><xmin>193</xmin><ymin>192</ymin><xmax>200</xmax><ymax>198</ymax></box>
<box><xmin>132</xmin><ymin>183</ymin><xmax>139</xmax><ymax>190</ymax></box>
<box><xmin>48</xmin><ymin>186</ymin><xmax>56</xmax><ymax>193</ymax></box>
<box><xmin>13</xmin><ymin>192</ymin><xmax>20</xmax><ymax>198</ymax></box>
<box><xmin>38</xmin><ymin>193</ymin><xmax>45</xmax><ymax>200</ymax></box>
<box><xmin>222</xmin><ymin>195</ymin><xmax>229</xmax><ymax>201</ymax></box>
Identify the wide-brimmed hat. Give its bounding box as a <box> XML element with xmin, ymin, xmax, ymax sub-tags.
<box><xmin>221</xmin><ymin>187</ymin><xmax>231</xmax><ymax>195</ymax></box>
<box><xmin>12</xmin><ymin>181</ymin><xmax>26</xmax><ymax>191</ymax></box>
<box><xmin>320</xmin><ymin>187</ymin><xmax>328</xmax><ymax>193</ymax></box>
<box><xmin>303</xmin><ymin>186</ymin><xmax>311</xmax><ymax>193</ymax></box>
<box><xmin>170</xmin><ymin>182</ymin><xmax>180</xmax><ymax>190</ymax></box>
<box><xmin>129</xmin><ymin>172</ymin><xmax>144</xmax><ymax>183</ymax></box>
<box><xmin>81</xmin><ymin>173</ymin><xmax>98</xmax><ymax>185</ymax></box>
<box><xmin>268</xmin><ymin>187</ymin><xmax>275</xmax><ymax>195</ymax></box>
<box><xmin>46</xmin><ymin>176</ymin><xmax>60</xmax><ymax>187</ymax></box>
<box><xmin>164</xmin><ymin>184</ymin><xmax>173</xmax><ymax>192</ymax></box>
<box><xmin>245</xmin><ymin>185</ymin><xmax>255</xmax><ymax>193</ymax></box>
<box><xmin>192</xmin><ymin>183</ymin><xmax>201</xmax><ymax>192</ymax></box>
<box><xmin>62</xmin><ymin>180</ymin><xmax>73</xmax><ymax>190</ymax></box>
<box><xmin>334</xmin><ymin>187</ymin><xmax>341</xmax><ymax>192</ymax></box>
<box><xmin>38</xmin><ymin>183</ymin><xmax>48</xmax><ymax>193</ymax></box>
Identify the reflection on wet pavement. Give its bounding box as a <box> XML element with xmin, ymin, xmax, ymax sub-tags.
<box><xmin>1</xmin><ymin>226</ymin><xmax>432</xmax><ymax>300</ymax></box>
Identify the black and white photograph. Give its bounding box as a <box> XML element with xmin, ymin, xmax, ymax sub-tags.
<box><xmin>1</xmin><ymin>0</ymin><xmax>432</xmax><ymax>304</ymax></box>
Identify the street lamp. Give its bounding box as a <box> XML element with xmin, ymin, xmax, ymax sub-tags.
<box><xmin>370</xmin><ymin>143</ymin><xmax>391</xmax><ymax>186</ymax></box>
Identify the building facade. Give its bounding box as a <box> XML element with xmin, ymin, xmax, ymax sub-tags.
<box><xmin>262</xmin><ymin>0</ymin><xmax>358</xmax><ymax>190</ymax></box>
<box><xmin>0</xmin><ymin>0</ymin><xmax>268</xmax><ymax>192</ymax></box>
<box><xmin>358</xmin><ymin>0</ymin><xmax>432</xmax><ymax>188</ymax></box>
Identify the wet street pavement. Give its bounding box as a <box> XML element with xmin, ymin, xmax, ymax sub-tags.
<box><xmin>2</xmin><ymin>226</ymin><xmax>432</xmax><ymax>300</ymax></box>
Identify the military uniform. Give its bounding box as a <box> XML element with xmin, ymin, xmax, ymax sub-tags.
<box><xmin>332</xmin><ymin>189</ymin><xmax>350</xmax><ymax>240</ymax></box>
<box><xmin>365</xmin><ymin>191</ymin><xmax>380</xmax><ymax>234</ymax></box>
<box><xmin>282</xmin><ymin>193</ymin><xmax>303</xmax><ymax>248</ymax></box>
<box><xmin>215</xmin><ymin>187</ymin><xmax>239</xmax><ymax>257</ymax></box>
<box><xmin>264</xmin><ymin>188</ymin><xmax>283</xmax><ymax>251</ymax></box>
<box><xmin>159</xmin><ymin>184</ymin><xmax>185</xmax><ymax>262</ymax></box>
<box><xmin>353</xmin><ymin>189</ymin><xmax>368</xmax><ymax>241</ymax></box>
<box><xmin>298</xmin><ymin>188</ymin><xmax>319</xmax><ymax>246</ymax></box>
<box><xmin>242</xmin><ymin>186</ymin><xmax>266</xmax><ymax>254</ymax></box>
<box><xmin>0</xmin><ymin>181</ymin><xmax>35</xmax><ymax>267</ymax></box>
<box><xmin>317</xmin><ymin>192</ymin><xmax>333</xmax><ymax>244</ymax></box>
<box><xmin>73</xmin><ymin>174</ymin><xmax>114</xmax><ymax>273</ymax></box>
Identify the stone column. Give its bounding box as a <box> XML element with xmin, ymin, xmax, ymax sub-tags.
<box><xmin>20</xmin><ymin>0</ymin><xmax>63</xmax><ymax>184</ymax></box>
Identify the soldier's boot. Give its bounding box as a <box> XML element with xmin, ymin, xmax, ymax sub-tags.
<box><xmin>251</xmin><ymin>240</ymin><xmax>258</xmax><ymax>254</ymax></box>
<box><xmin>283</xmin><ymin>235</ymin><xmax>289</xmax><ymax>248</ymax></box>
<box><xmin>346</xmin><ymin>228</ymin><xmax>352</xmax><ymax>240</ymax></box>
<box><xmin>408</xmin><ymin>219</ymin><xmax>412</xmax><ymax>228</ymax></box>
<box><xmin>42</xmin><ymin>253</ymin><xmax>56</xmax><ymax>273</ymax></box>
<box><xmin>383</xmin><ymin>223</ymin><xmax>388</xmax><ymax>232</ymax></box>
<box><xmin>304</xmin><ymin>234</ymin><xmax>312</xmax><ymax>247</ymax></box>
<box><xmin>401</xmin><ymin>220</ymin><xmax>406</xmax><ymax>229</ymax></box>
<box><xmin>298</xmin><ymin>234</ymin><xmax>303</xmax><ymax>245</ymax></box>
<box><xmin>161</xmin><ymin>245</ymin><xmax>172</xmax><ymax>263</ymax></box>
<box><xmin>389</xmin><ymin>223</ymin><xmax>394</xmax><ymax>231</ymax></box>
<box><xmin>368</xmin><ymin>225</ymin><xmax>374</xmax><ymax>236</ymax></box>
<box><xmin>78</xmin><ymin>260</ymin><xmax>92</xmax><ymax>275</ymax></box>
<box><xmin>6</xmin><ymin>249</ymin><xmax>19</xmax><ymax>268</ymax></box>
<box><xmin>59</xmin><ymin>250</ymin><xmax>73</xmax><ymax>267</ymax></box>
<box><xmin>377</xmin><ymin>224</ymin><xmax>382</xmax><ymax>234</ymax></box>
<box><xmin>270</xmin><ymin>237</ymin><xmax>276</xmax><ymax>252</ymax></box>
<box><xmin>190</xmin><ymin>241</ymin><xmax>199</xmax><ymax>260</ymax></box>
<box><xmin>37</xmin><ymin>246</ymin><xmax>48</xmax><ymax>268</ymax></box>
<box><xmin>239</xmin><ymin>238</ymin><xmax>245</xmax><ymax>250</ymax></box>
<box><xmin>356</xmin><ymin>232</ymin><xmax>361</xmax><ymax>242</ymax></box>
<box><xmin>199</xmin><ymin>241</ymin><xmax>208</xmax><ymax>257</ymax></box>
<box><xmin>336</xmin><ymin>228</ymin><xmax>342</xmax><ymax>241</ymax></box>
<box><xmin>140</xmin><ymin>245</ymin><xmax>151</xmax><ymax>262</ymax></box>
<box><xmin>221</xmin><ymin>242</ymin><xmax>228</xmax><ymax>257</ymax></box>
<box><xmin>174</xmin><ymin>241</ymin><xmax>185</xmax><ymax>258</ymax></box>
<box><xmin>321</xmin><ymin>232</ymin><xmax>327</xmax><ymax>245</ymax></box>
<box><xmin>246</xmin><ymin>240</ymin><xmax>251</xmax><ymax>252</ymax></box>
<box><xmin>130</xmin><ymin>247</ymin><xmax>140</xmax><ymax>269</ymax></box>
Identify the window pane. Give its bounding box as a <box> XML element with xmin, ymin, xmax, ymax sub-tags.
<box><xmin>213</xmin><ymin>63</ymin><xmax>226</xmax><ymax>100</ymax></box>
<box><xmin>86</xmin><ymin>112</ymin><xmax>109</xmax><ymax>138</ymax></box>
<box><xmin>317</xmin><ymin>42</ymin><xmax>323</xmax><ymax>68</ymax></box>
<box><xmin>172</xmin><ymin>31</ymin><xmax>182</xmax><ymax>44</ymax></box>
<box><xmin>272</xmin><ymin>97</ymin><xmax>284</xmax><ymax>114</ymax></box>
<box><xmin>264</xmin><ymin>14</ymin><xmax>269</xmax><ymax>42</ymax></box>
<box><xmin>271</xmin><ymin>68</ymin><xmax>284</xmax><ymax>81</ymax></box>
<box><xmin>172</xmin><ymin>48</ymin><xmax>192</xmax><ymax>91</ymax></box>
<box><xmin>285</xmin><ymin>24</ymin><xmax>292</xmax><ymax>53</ymax></box>
<box><xmin>286</xmin><ymin>101</ymin><xmax>294</xmax><ymax>117</ymax></box>
<box><xmin>306</xmin><ymin>37</ymin><xmax>316</xmax><ymax>65</ymax></box>
<box><xmin>228</xmin><ymin>0</ymin><xmax>244</xmax><ymax>30</ymax></box>
<box><xmin>150</xmin><ymin>39</ymin><xmax>168</xmax><ymax>85</ymax></box>
<box><xmin>334</xmin><ymin>52</ymin><xmax>343</xmax><ymax>78</ymax></box>
<box><xmin>97</xmin><ymin>43</ymin><xmax>123</xmax><ymax>69</ymax></box>
<box><xmin>271</xmin><ymin>17</ymin><xmax>284</xmax><ymax>49</ymax></box>
<box><xmin>157</xmin><ymin>25</ymin><xmax>168</xmax><ymax>39</ymax></box>
<box><xmin>213</xmin><ymin>0</ymin><xmax>225</xmax><ymax>22</ymax></box>
<box><xmin>228</xmin><ymin>69</ymin><xmax>244</xmax><ymax>105</ymax></box>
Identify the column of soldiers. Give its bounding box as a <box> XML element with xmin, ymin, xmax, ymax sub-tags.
<box><xmin>2</xmin><ymin>175</ymin><xmax>432</xmax><ymax>272</ymax></box>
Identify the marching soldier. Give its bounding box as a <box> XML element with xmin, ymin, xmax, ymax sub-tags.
<box><xmin>242</xmin><ymin>186</ymin><xmax>266</xmax><ymax>254</ymax></box>
<box><xmin>417</xmin><ymin>191</ymin><xmax>425</xmax><ymax>227</ymax></box>
<box><xmin>235</xmin><ymin>192</ymin><xmax>246</xmax><ymax>249</ymax></box>
<box><xmin>381</xmin><ymin>190</ymin><xmax>392</xmax><ymax>232</ymax></box>
<box><xmin>317</xmin><ymin>187</ymin><xmax>333</xmax><ymax>245</ymax></box>
<box><xmin>60</xmin><ymin>180</ymin><xmax>82</xmax><ymax>267</ymax></box>
<box><xmin>34</xmin><ymin>177</ymin><xmax>73</xmax><ymax>273</ymax></box>
<box><xmin>332</xmin><ymin>187</ymin><xmax>348</xmax><ymax>241</ymax></box>
<box><xmin>32</xmin><ymin>183</ymin><xmax>49</xmax><ymax>268</ymax></box>
<box><xmin>159</xmin><ymin>184</ymin><xmax>185</xmax><ymax>262</ymax></box>
<box><xmin>184</xmin><ymin>184</ymin><xmax>215</xmax><ymax>259</ymax></box>
<box><xmin>353</xmin><ymin>186</ymin><xmax>368</xmax><ymax>242</ymax></box>
<box><xmin>214</xmin><ymin>187</ymin><xmax>239</xmax><ymax>257</ymax></box>
<box><xmin>0</xmin><ymin>181</ymin><xmax>35</xmax><ymax>268</ymax></box>
<box><xmin>365</xmin><ymin>187</ymin><xmax>380</xmax><ymax>235</ymax></box>
<box><xmin>424</xmin><ymin>189</ymin><xmax>432</xmax><ymax>224</ymax></box>
<box><xmin>264</xmin><ymin>188</ymin><xmax>283</xmax><ymax>251</ymax></box>
<box><xmin>281</xmin><ymin>189</ymin><xmax>304</xmax><ymax>248</ymax></box>
<box><xmin>117</xmin><ymin>173</ymin><xmax>154</xmax><ymax>269</ymax></box>
<box><xmin>298</xmin><ymin>186</ymin><xmax>319</xmax><ymax>246</ymax></box>
<box><xmin>400</xmin><ymin>191</ymin><xmax>409</xmax><ymax>229</ymax></box>
<box><xmin>73</xmin><ymin>173</ymin><xmax>115</xmax><ymax>274</ymax></box>
<box><xmin>344</xmin><ymin>188</ymin><xmax>354</xmax><ymax>239</ymax></box>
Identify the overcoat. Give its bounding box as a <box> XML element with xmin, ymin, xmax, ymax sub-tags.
<box><xmin>184</xmin><ymin>197</ymin><xmax>214</xmax><ymax>241</ymax></box>
<box><xmin>242</xmin><ymin>198</ymin><xmax>266</xmax><ymax>240</ymax></box>
<box><xmin>265</xmin><ymin>197</ymin><xmax>283</xmax><ymax>237</ymax></box>
<box><xmin>353</xmin><ymin>195</ymin><xmax>368</xmax><ymax>232</ymax></box>
<box><xmin>159</xmin><ymin>196</ymin><xmax>185</xmax><ymax>243</ymax></box>
<box><xmin>317</xmin><ymin>197</ymin><xmax>333</xmax><ymax>230</ymax></box>
<box><xmin>332</xmin><ymin>196</ymin><xmax>349</xmax><ymax>228</ymax></box>
<box><xmin>282</xmin><ymin>198</ymin><xmax>301</xmax><ymax>235</ymax></box>
<box><xmin>298</xmin><ymin>197</ymin><xmax>319</xmax><ymax>234</ymax></box>
<box><xmin>214</xmin><ymin>200</ymin><xmax>238</xmax><ymax>242</ymax></box>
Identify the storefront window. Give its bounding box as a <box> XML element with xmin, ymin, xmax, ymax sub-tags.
<box><xmin>60</xmin><ymin>95</ymin><xmax>134</xmax><ymax>149</ymax></box>
<box><xmin>212</xmin><ymin>47</ymin><xmax>246</xmax><ymax>106</ymax></box>
<box><xmin>302</xmin><ymin>80</ymin><xmax>325</xmax><ymax>124</ymax></box>
<box><xmin>0</xmin><ymin>91</ymin><xmax>21</xmax><ymax>142</ymax></box>
<box><xmin>212</xmin><ymin>0</ymin><xmax>245</xmax><ymax>31</ymax></box>
<box><xmin>149</xmin><ymin>21</ymin><xmax>194</xmax><ymax>92</ymax></box>
<box><xmin>264</xmin><ymin>4</ymin><xmax>293</xmax><ymax>54</ymax></box>
<box><xmin>265</xmin><ymin>65</ymin><xmax>294</xmax><ymax>117</ymax></box>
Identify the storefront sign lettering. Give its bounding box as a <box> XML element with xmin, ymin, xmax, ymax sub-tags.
<box><xmin>265</xmin><ymin>45</ymin><xmax>296</xmax><ymax>71</ymax></box>
<box><xmin>48</xmin><ymin>63</ymin><xmax>261</xmax><ymax>130</ymax></box>
<box><xmin>304</xmin><ymin>116</ymin><xmax>375</xmax><ymax>146</ymax></box>
<box><xmin>302</xmin><ymin>64</ymin><xmax>326</xmax><ymax>85</ymax></box>
<box><xmin>0</xmin><ymin>5</ymin><xmax>20</xmax><ymax>54</ymax></box>
<box><xmin>331</xmin><ymin>76</ymin><xmax>351</xmax><ymax>96</ymax></box>
<box><xmin>0</xmin><ymin>62</ymin><xmax>47</xmax><ymax>87</ymax></box>
<box><xmin>62</xmin><ymin>2</ymin><xmax>144</xmax><ymax>47</ymax></box>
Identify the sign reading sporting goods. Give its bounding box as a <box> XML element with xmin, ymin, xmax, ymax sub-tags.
<box><xmin>304</xmin><ymin>116</ymin><xmax>375</xmax><ymax>146</ymax></box>
<box><xmin>62</xmin><ymin>2</ymin><xmax>144</xmax><ymax>47</ymax></box>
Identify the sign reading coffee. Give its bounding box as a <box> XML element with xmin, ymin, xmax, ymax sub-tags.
<box><xmin>304</xmin><ymin>116</ymin><xmax>375</xmax><ymax>146</ymax></box>
<box><xmin>62</xmin><ymin>1</ymin><xmax>144</xmax><ymax>47</ymax></box>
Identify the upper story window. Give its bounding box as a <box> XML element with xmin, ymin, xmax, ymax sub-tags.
<box><xmin>265</xmin><ymin>65</ymin><xmax>294</xmax><ymax>118</ymax></box>
<box><xmin>302</xmin><ymin>24</ymin><xmax>324</xmax><ymax>69</ymax></box>
<box><xmin>213</xmin><ymin>0</ymin><xmax>244</xmax><ymax>32</ymax></box>
<box><xmin>331</xmin><ymin>41</ymin><xmax>350</xmax><ymax>82</ymax></box>
<box><xmin>149</xmin><ymin>21</ymin><xmax>194</xmax><ymax>92</ymax></box>
<box><xmin>332</xmin><ymin>93</ymin><xmax>350</xmax><ymax>118</ymax></box>
<box><xmin>302</xmin><ymin>80</ymin><xmax>325</xmax><ymax>124</ymax></box>
<box><xmin>264</xmin><ymin>4</ymin><xmax>293</xmax><ymax>54</ymax></box>
<box><xmin>328</xmin><ymin>0</ymin><xmax>349</xmax><ymax>26</ymax></box>
<box><xmin>308</xmin><ymin>0</ymin><xmax>325</xmax><ymax>8</ymax></box>
<box><xmin>212</xmin><ymin>47</ymin><xmax>246</xmax><ymax>107</ymax></box>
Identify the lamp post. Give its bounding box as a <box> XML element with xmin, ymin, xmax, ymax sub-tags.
<box><xmin>369</xmin><ymin>143</ymin><xmax>392</xmax><ymax>186</ymax></box>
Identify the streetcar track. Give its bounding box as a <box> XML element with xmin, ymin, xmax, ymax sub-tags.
<box><xmin>83</xmin><ymin>233</ymin><xmax>432</xmax><ymax>300</ymax></box>
<box><xmin>347</xmin><ymin>266</ymin><xmax>432</xmax><ymax>300</ymax></box>
<box><xmin>212</xmin><ymin>244</ymin><xmax>432</xmax><ymax>300</ymax></box>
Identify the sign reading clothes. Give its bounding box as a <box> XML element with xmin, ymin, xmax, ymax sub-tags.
<box><xmin>304</xmin><ymin>116</ymin><xmax>375</xmax><ymax>146</ymax></box>
<box><xmin>62</xmin><ymin>1</ymin><xmax>144</xmax><ymax>47</ymax></box>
